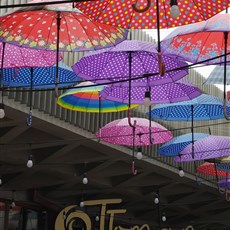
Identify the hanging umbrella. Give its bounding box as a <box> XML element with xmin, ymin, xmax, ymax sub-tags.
<box><xmin>2</xmin><ymin>62</ymin><xmax>80</xmax><ymax>88</ymax></box>
<box><xmin>57</xmin><ymin>81</ymin><xmax>138</xmax><ymax>113</ymax></box>
<box><xmin>174</xmin><ymin>135</ymin><xmax>230</xmax><ymax>162</ymax></box>
<box><xmin>217</xmin><ymin>163</ymin><xmax>230</xmax><ymax>173</ymax></box>
<box><xmin>0</xmin><ymin>0</ymin><xmax>128</xmax><ymax>96</ymax></box>
<box><xmin>100</xmin><ymin>78</ymin><xmax>201</xmax><ymax>104</ymax></box>
<box><xmin>0</xmin><ymin>42</ymin><xmax>62</xmax><ymax>68</ymax></box>
<box><xmin>96</xmin><ymin>117</ymin><xmax>173</xmax><ymax>146</ymax></box>
<box><xmin>161</xmin><ymin>14</ymin><xmax>230</xmax><ymax>65</ymax></box>
<box><xmin>204</xmin><ymin>65</ymin><xmax>230</xmax><ymax>85</ymax></box>
<box><xmin>76</xmin><ymin>0</ymin><xmax>229</xmax><ymax>29</ymax></box>
<box><xmin>197</xmin><ymin>162</ymin><xmax>230</xmax><ymax>177</ymax></box>
<box><xmin>218</xmin><ymin>178</ymin><xmax>230</xmax><ymax>189</ymax></box>
<box><xmin>157</xmin><ymin>133</ymin><xmax>209</xmax><ymax>157</ymax></box>
<box><xmin>147</xmin><ymin>94</ymin><xmax>230</xmax><ymax>121</ymax></box>
<box><xmin>0</xmin><ymin>1</ymin><xmax>127</xmax><ymax>52</ymax></box>
<box><xmin>72</xmin><ymin>40</ymin><xmax>188</xmax><ymax>87</ymax></box>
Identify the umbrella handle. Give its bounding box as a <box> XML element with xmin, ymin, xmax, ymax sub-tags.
<box><xmin>132</xmin><ymin>0</ymin><xmax>151</xmax><ymax>13</ymax></box>
<box><xmin>128</xmin><ymin>108</ymin><xmax>137</xmax><ymax>128</ymax></box>
<box><xmin>132</xmin><ymin>160</ymin><xmax>137</xmax><ymax>175</ymax></box>
<box><xmin>157</xmin><ymin>53</ymin><xmax>165</xmax><ymax>76</ymax></box>
<box><xmin>226</xmin><ymin>190</ymin><xmax>230</xmax><ymax>202</ymax></box>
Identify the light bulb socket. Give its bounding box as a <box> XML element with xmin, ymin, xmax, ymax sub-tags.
<box><xmin>170</xmin><ymin>0</ymin><xmax>178</xmax><ymax>6</ymax></box>
<box><xmin>144</xmin><ymin>91</ymin><xmax>151</xmax><ymax>99</ymax></box>
<box><xmin>28</xmin><ymin>154</ymin><xmax>33</xmax><ymax>160</ymax></box>
<box><xmin>137</xmin><ymin>147</ymin><xmax>142</xmax><ymax>153</ymax></box>
<box><xmin>0</xmin><ymin>103</ymin><xmax>4</xmax><ymax>110</ymax></box>
<box><xmin>178</xmin><ymin>166</ymin><xmax>183</xmax><ymax>171</ymax></box>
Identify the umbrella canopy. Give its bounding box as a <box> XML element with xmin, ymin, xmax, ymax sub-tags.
<box><xmin>217</xmin><ymin>163</ymin><xmax>230</xmax><ymax>173</ymax></box>
<box><xmin>72</xmin><ymin>40</ymin><xmax>188</xmax><ymax>87</ymax></box>
<box><xmin>174</xmin><ymin>135</ymin><xmax>230</xmax><ymax>162</ymax></box>
<box><xmin>0</xmin><ymin>0</ymin><xmax>127</xmax><ymax>51</ymax></box>
<box><xmin>0</xmin><ymin>42</ymin><xmax>62</xmax><ymax>68</ymax></box>
<box><xmin>204</xmin><ymin>65</ymin><xmax>230</xmax><ymax>85</ymax></box>
<box><xmin>57</xmin><ymin>81</ymin><xmax>138</xmax><ymax>113</ymax></box>
<box><xmin>157</xmin><ymin>133</ymin><xmax>209</xmax><ymax>157</ymax></box>
<box><xmin>161</xmin><ymin>14</ymin><xmax>230</xmax><ymax>64</ymax></box>
<box><xmin>100</xmin><ymin>78</ymin><xmax>201</xmax><ymax>104</ymax></box>
<box><xmin>76</xmin><ymin>0</ymin><xmax>230</xmax><ymax>29</ymax></box>
<box><xmin>96</xmin><ymin>117</ymin><xmax>173</xmax><ymax>146</ymax></box>
<box><xmin>2</xmin><ymin>62</ymin><xmax>80</xmax><ymax>89</ymax></box>
<box><xmin>197</xmin><ymin>162</ymin><xmax>230</xmax><ymax>177</ymax></box>
<box><xmin>147</xmin><ymin>94</ymin><xmax>230</xmax><ymax>121</ymax></box>
<box><xmin>218</xmin><ymin>178</ymin><xmax>230</xmax><ymax>189</ymax></box>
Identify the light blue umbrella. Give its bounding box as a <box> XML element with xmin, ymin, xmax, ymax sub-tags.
<box><xmin>2</xmin><ymin>62</ymin><xmax>81</xmax><ymax>89</ymax></box>
<box><xmin>147</xmin><ymin>94</ymin><xmax>230</xmax><ymax>121</ymax></box>
<box><xmin>158</xmin><ymin>133</ymin><xmax>209</xmax><ymax>157</ymax></box>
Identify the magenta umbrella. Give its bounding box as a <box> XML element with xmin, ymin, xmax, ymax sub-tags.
<box><xmin>0</xmin><ymin>42</ymin><xmax>62</xmax><ymax>68</ymax></box>
<box><xmin>100</xmin><ymin>78</ymin><xmax>201</xmax><ymax>104</ymax></box>
<box><xmin>96</xmin><ymin>117</ymin><xmax>173</xmax><ymax>146</ymax></box>
<box><xmin>174</xmin><ymin>135</ymin><xmax>230</xmax><ymax>162</ymax></box>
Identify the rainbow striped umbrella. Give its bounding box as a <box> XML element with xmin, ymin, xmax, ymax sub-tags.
<box><xmin>57</xmin><ymin>82</ymin><xmax>138</xmax><ymax>113</ymax></box>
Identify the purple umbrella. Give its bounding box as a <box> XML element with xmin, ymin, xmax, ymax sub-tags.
<box><xmin>100</xmin><ymin>78</ymin><xmax>201</xmax><ymax>104</ymax></box>
<box><xmin>175</xmin><ymin>135</ymin><xmax>230</xmax><ymax>162</ymax></box>
<box><xmin>219</xmin><ymin>178</ymin><xmax>230</xmax><ymax>189</ymax></box>
<box><xmin>0</xmin><ymin>42</ymin><xmax>62</xmax><ymax>68</ymax></box>
<box><xmin>72</xmin><ymin>40</ymin><xmax>188</xmax><ymax>87</ymax></box>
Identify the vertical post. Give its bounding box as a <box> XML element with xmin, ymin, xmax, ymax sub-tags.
<box><xmin>55</xmin><ymin>12</ymin><xmax>61</xmax><ymax>98</ymax></box>
<box><xmin>0</xmin><ymin>42</ymin><xmax>6</xmax><ymax>109</ymax></box>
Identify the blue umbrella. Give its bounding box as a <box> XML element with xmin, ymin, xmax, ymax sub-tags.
<box><xmin>147</xmin><ymin>94</ymin><xmax>230</xmax><ymax>121</ymax></box>
<box><xmin>2</xmin><ymin>62</ymin><xmax>81</xmax><ymax>89</ymax></box>
<box><xmin>158</xmin><ymin>133</ymin><xmax>209</xmax><ymax>157</ymax></box>
<box><xmin>217</xmin><ymin>163</ymin><xmax>230</xmax><ymax>173</ymax></box>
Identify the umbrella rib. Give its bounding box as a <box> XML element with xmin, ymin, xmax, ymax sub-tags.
<box><xmin>62</xmin><ymin>13</ymin><xmax>73</xmax><ymax>51</ymax></box>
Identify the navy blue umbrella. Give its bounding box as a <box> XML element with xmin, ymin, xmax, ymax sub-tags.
<box><xmin>2</xmin><ymin>61</ymin><xmax>81</xmax><ymax>89</ymax></box>
<box><xmin>217</xmin><ymin>163</ymin><xmax>230</xmax><ymax>173</ymax></box>
<box><xmin>158</xmin><ymin>133</ymin><xmax>209</xmax><ymax>157</ymax></box>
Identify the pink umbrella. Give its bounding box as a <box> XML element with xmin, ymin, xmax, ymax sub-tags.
<box><xmin>0</xmin><ymin>42</ymin><xmax>62</xmax><ymax>68</ymax></box>
<box><xmin>175</xmin><ymin>136</ymin><xmax>230</xmax><ymax>162</ymax></box>
<box><xmin>96</xmin><ymin>117</ymin><xmax>173</xmax><ymax>146</ymax></box>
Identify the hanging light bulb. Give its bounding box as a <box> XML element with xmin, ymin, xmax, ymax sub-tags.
<box><xmin>80</xmin><ymin>201</ymin><xmax>85</xmax><ymax>208</ymax></box>
<box><xmin>154</xmin><ymin>193</ymin><xmax>159</xmax><ymax>204</ymax></box>
<box><xmin>11</xmin><ymin>200</ymin><xmax>16</xmax><ymax>208</ymax></box>
<box><xmin>178</xmin><ymin>166</ymin><xmax>185</xmax><ymax>177</ymax></box>
<box><xmin>170</xmin><ymin>0</ymin><xmax>180</xmax><ymax>18</ymax></box>
<box><xmin>0</xmin><ymin>176</ymin><xmax>2</xmax><ymax>185</ymax></box>
<box><xmin>95</xmin><ymin>215</ymin><xmax>100</xmax><ymax>222</ymax></box>
<box><xmin>27</xmin><ymin>155</ymin><xmax>33</xmax><ymax>168</ymax></box>
<box><xmin>162</xmin><ymin>213</ymin><xmax>166</xmax><ymax>222</ymax></box>
<box><xmin>143</xmin><ymin>91</ymin><xmax>151</xmax><ymax>107</ymax></box>
<box><xmin>136</xmin><ymin>147</ymin><xmax>143</xmax><ymax>160</ymax></box>
<box><xmin>82</xmin><ymin>173</ymin><xmax>88</xmax><ymax>185</ymax></box>
<box><xmin>0</xmin><ymin>103</ymin><xmax>5</xmax><ymax>119</ymax></box>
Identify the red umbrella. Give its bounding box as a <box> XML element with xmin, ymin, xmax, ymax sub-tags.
<box><xmin>197</xmin><ymin>162</ymin><xmax>230</xmax><ymax>177</ymax></box>
<box><xmin>0</xmin><ymin>0</ymin><xmax>127</xmax><ymax>95</ymax></box>
<box><xmin>76</xmin><ymin>0</ymin><xmax>230</xmax><ymax>29</ymax></box>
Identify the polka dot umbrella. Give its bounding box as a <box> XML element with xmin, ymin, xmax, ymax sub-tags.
<box><xmin>157</xmin><ymin>133</ymin><xmax>209</xmax><ymax>157</ymax></box>
<box><xmin>174</xmin><ymin>135</ymin><xmax>230</xmax><ymax>162</ymax></box>
<box><xmin>0</xmin><ymin>0</ymin><xmax>128</xmax><ymax>96</ymax></box>
<box><xmin>0</xmin><ymin>42</ymin><xmax>62</xmax><ymax>68</ymax></box>
<box><xmin>217</xmin><ymin>163</ymin><xmax>230</xmax><ymax>173</ymax></box>
<box><xmin>72</xmin><ymin>40</ymin><xmax>188</xmax><ymax>87</ymax></box>
<box><xmin>148</xmin><ymin>94</ymin><xmax>230</xmax><ymax>121</ymax></box>
<box><xmin>197</xmin><ymin>162</ymin><xmax>230</xmax><ymax>177</ymax></box>
<box><xmin>100</xmin><ymin>78</ymin><xmax>201</xmax><ymax>104</ymax></box>
<box><xmin>57</xmin><ymin>81</ymin><xmax>138</xmax><ymax>113</ymax></box>
<box><xmin>76</xmin><ymin>0</ymin><xmax>230</xmax><ymax>29</ymax></box>
<box><xmin>2</xmin><ymin>61</ymin><xmax>80</xmax><ymax>89</ymax></box>
<box><xmin>96</xmin><ymin>117</ymin><xmax>173</xmax><ymax>146</ymax></box>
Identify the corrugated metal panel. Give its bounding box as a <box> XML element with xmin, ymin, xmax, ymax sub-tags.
<box><xmin>1</xmin><ymin>0</ymin><xmax>229</xmax><ymax>182</ymax></box>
